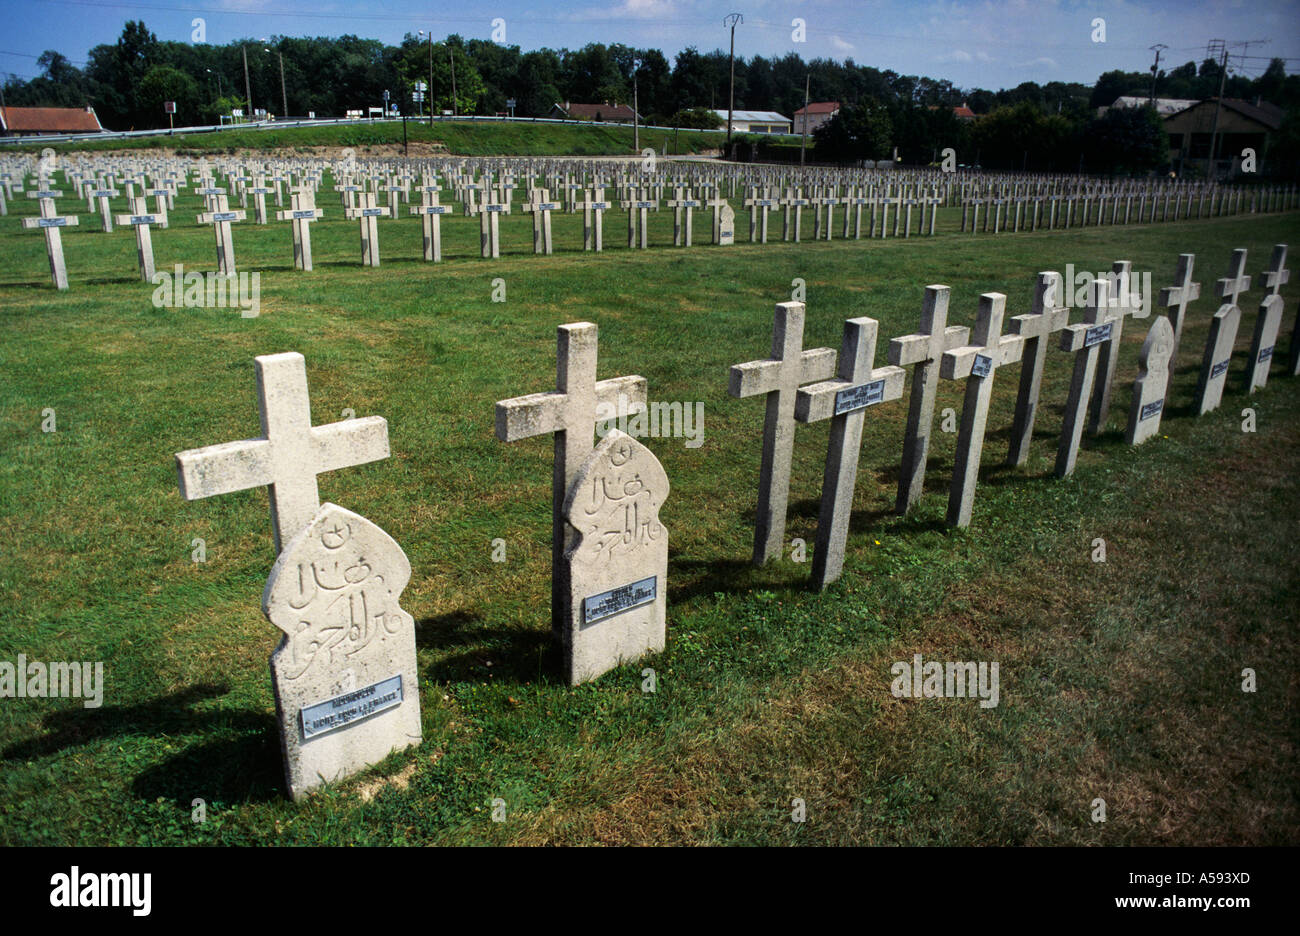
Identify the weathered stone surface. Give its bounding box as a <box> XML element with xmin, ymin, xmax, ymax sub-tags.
<box><xmin>175</xmin><ymin>352</ymin><xmax>389</xmax><ymax>553</ymax></box>
<box><xmin>263</xmin><ymin>503</ymin><xmax>421</xmax><ymax>800</ymax></box>
<box><xmin>563</xmin><ymin>431</ymin><xmax>668</xmax><ymax>685</ymax></box>
<box><xmin>940</xmin><ymin>292</ymin><xmax>1023</xmax><ymax>528</ymax></box>
<box><xmin>794</xmin><ymin>317</ymin><xmax>905</xmax><ymax>589</ymax></box>
<box><xmin>1055</xmin><ymin>280</ymin><xmax>1112</xmax><ymax>478</ymax></box>
<box><xmin>496</xmin><ymin>323</ymin><xmax>646</xmax><ymax>638</ymax></box>
<box><xmin>889</xmin><ymin>285</ymin><xmax>969</xmax><ymax>514</ymax></box>
<box><xmin>1124</xmin><ymin>315</ymin><xmax>1174</xmax><ymax>445</ymax></box>
<box><xmin>1194</xmin><ymin>248</ymin><xmax>1251</xmax><ymax>414</ymax></box>
<box><xmin>718</xmin><ymin>203</ymin><xmax>736</xmax><ymax>245</ymax></box>
<box><xmin>1006</xmin><ymin>272</ymin><xmax>1070</xmax><ymax>466</ymax></box>
<box><xmin>1156</xmin><ymin>253</ymin><xmax>1200</xmax><ymax>402</ymax></box>
<box><xmin>1087</xmin><ymin>260</ymin><xmax>1147</xmax><ymax>435</ymax></box>
<box><xmin>729</xmin><ymin>302</ymin><xmax>836</xmax><ymax>565</ymax></box>
<box><xmin>1245</xmin><ymin>244</ymin><xmax>1288</xmax><ymax>393</ymax></box>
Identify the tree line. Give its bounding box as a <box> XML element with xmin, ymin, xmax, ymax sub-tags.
<box><xmin>4</xmin><ymin>21</ymin><xmax>1297</xmax><ymax>177</ymax></box>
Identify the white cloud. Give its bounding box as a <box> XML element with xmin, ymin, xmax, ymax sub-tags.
<box><xmin>830</xmin><ymin>35</ymin><xmax>855</xmax><ymax>53</ymax></box>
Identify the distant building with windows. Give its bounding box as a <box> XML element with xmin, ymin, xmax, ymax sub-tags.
<box><xmin>1164</xmin><ymin>97</ymin><xmax>1284</xmax><ymax>176</ymax></box>
<box><xmin>710</xmin><ymin>109</ymin><xmax>792</xmax><ymax>134</ymax></box>
<box><xmin>1101</xmin><ymin>95</ymin><xmax>1198</xmax><ymax>118</ymax></box>
<box><xmin>792</xmin><ymin>101</ymin><xmax>840</xmax><ymax>135</ymax></box>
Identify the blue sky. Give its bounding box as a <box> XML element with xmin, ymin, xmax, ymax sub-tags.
<box><xmin>2</xmin><ymin>0</ymin><xmax>1298</xmax><ymax>91</ymax></box>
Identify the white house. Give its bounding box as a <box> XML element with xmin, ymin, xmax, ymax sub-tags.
<box><xmin>792</xmin><ymin>101</ymin><xmax>840</xmax><ymax>135</ymax></box>
<box><xmin>710</xmin><ymin>109</ymin><xmax>792</xmax><ymax>134</ymax></box>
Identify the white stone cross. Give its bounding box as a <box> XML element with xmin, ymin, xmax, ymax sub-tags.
<box><xmin>87</xmin><ymin>186</ymin><xmax>119</xmax><ymax>233</ymax></box>
<box><xmin>1245</xmin><ymin>244</ymin><xmax>1288</xmax><ymax>393</ymax></box>
<box><xmin>248</xmin><ymin>175</ymin><xmax>276</xmax><ymax>224</ymax></box>
<box><xmin>667</xmin><ymin>188</ymin><xmax>701</xmax><ymax>246</ymax></box>
<box><xmin>580</xmin><ymin>187</ymin><xmax>610</xmax><ymax>252</ymax></box>
<box><xmin>743</xmin><ymin>193</ymin><xmax>776</xmax><ymax>243</ymax></box>
<box><xmin>495</xmin><ymin>323</ymin><xmax>647</xmax><ymax>636</ymax></box>
<box><xmin>888</xmin><ymin>286</ymin><xmax>970</xmax><ymax>514</ymax></box>
<box><xmin>1260</xmin><ymin>242</ymin><xmax>1289</xmax><ymax>297</ymax></box>
<box><xmin>275</xmin><ymin>189</ymin><xmax>324</xmax><ymax>271</ymax></box>
<box><xmin>1194</xmin><ymin>248</ymin><xmax>1250</xmax><ymax>414</ymax></box>
<box><xmin>522</xmin><ymin>189</ymin><xmax>559</xmax><ymax>255</ymax></box>
<box><xmin>113</xmin><ymin>196</ymin><xmax>162</xmax><ymax>281</ymax></box>
<box><xmin>196</xmin><ymin>194</ymin><xmax>247</xmax><ymax>276</ymax></box>
<box><xmin>1157</xmin><ymin>253</ymin><xmax>1201</xmax><ymax>402</ymax></box>
<box><xmin>795</xmin><ymin>317</ymin><xmax>905</xmax><ymax>588</ymax></box>
<box><xmin>781</xmin><ymin>190</ymin><xmax>809</xmax><ymax>242</ymax></box>
<box><xmin>940</xmin><ymin>293</ymin><xmax>1024</xmax><ymax>528</ymax></box>
<box><xmin>1006</xmin><ymin>272</ymin><xmax>1071</xmax><ymax>466</ymax></box>
<box><xmin>22</xmin><ymin>189</ymin><xmax>79</xmax><ymax>290</ymax></box>
<box><xmin>408</xmin><ymin>187</ymin><xmax>449</xmax><ymax>262</ymax></box>
<box><xmin>343</xmin><ymin>192</ymin><xmax>390</xmax><ymax>266</ymax></box>
<box><xmin>1088</xmin><ymin>260</ymin><xmax>1149</xmax><ymax>435</ymax></box>
<box><xmin>729</xmin><ymin>301</ymin><xmax>838</xmax><ymax>565</ymax></box>
<box><xmin>1125</xmin><ymin>316</ymin><xmax>1175</xmax><ymax>445</ymax></box>
<box><xmin>175</xmin><ymin>351</ymin><xmax>391</xmax><ymax>552</ymax></box>
<box><xmin>1056</xmin><ymin>280</ymin><xmax>1115</xmax><ymax>477</ymax></box>
<box><xmin>478</xmin><ymin>193</ymin><xmax>509</xmax><ymax>258</ymax></box>
<box><xmin>1216</xmin><ymin>247</ymin><xmax>1252</xmax><ymax>309</ymax></box>
<box><xmin>623</xmin><ymin>188</ymin><xmax>656</xmax><ymax>249</ymax></box>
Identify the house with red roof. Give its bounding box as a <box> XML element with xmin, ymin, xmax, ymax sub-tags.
<box><xmin>793</xmin><ymin>101</ymin><xmax>840</xmax><ymax>135</ymax></box>
<box><xmin>0</xmin><ymin>105</ymin><xmax>105</xmax><ymax>136</ymax></box>
<box><xmin>549</xmin><ymin>101</ymin><xmax>640</xmax><ymax>124</ymax></box>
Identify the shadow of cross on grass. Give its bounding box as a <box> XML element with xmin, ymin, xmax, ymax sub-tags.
<box><xmin>415</xmin><ymin>609</ymin><xmax>557</xmax><ymax>685</ymax></box>
<box><xmin>1</xmin><ymin>683</ymin><xmax>284</xmax><ymax>805</ymax></box>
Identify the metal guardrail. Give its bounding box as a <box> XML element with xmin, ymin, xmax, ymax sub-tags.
<box><xmin>0</xmin><ymin>114</ymin><xmax>775</xmax><ymax>147</ymax></box>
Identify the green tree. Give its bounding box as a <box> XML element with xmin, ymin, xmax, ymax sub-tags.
<box><xmin>137</xmin><ymin>64</ymin><xmax>199</xmax><ymax>127</ymax></box>
<box><xmin>813</xmin><ymin>99</ymin><xmax>893</xmax><ymax>163</ymax></box>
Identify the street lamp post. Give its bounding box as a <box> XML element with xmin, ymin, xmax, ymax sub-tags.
<box><xmin>264</xmin><ymin>46</ymin><xmax>287</xmax><ymax>119</ymax></box>
<box><xmin>632</xmin><ymin>58</ymin><xmax>641</xmax><ymax>153</ymax></box>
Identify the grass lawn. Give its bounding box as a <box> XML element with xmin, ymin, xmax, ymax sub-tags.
<box><xmin>0</xmin><ymin>176</ymin><xmax>1297</xmax><ymax>845</ymax></box>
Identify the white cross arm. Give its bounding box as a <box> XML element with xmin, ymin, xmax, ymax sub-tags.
<box><xmin>888</xmin><ymin>325</ymin><xmax>969</xmax><ymax>367</ymax></box>
<box><xmin>495</xmin><ymin>375</ymin><xmax>647</xmax><ymax>442</ymax></box>
<box><xmin>176</xmin><ymin>416</ymin><xmax>389</xmax><ymax>501</ymax></box>
<box><xmin>176</xmin><ymin>437</ymin><xmax>272</xmax><ymax>500</ymax></box>
<box><xmin>22</xmin><ymin>215</ymin><xmax>78</xmax><ymax>229</ymax></box>
<box><xmin>728</xmin><ymin>347</ymin><xmax>836</xmax><ymax>398</ymax></box>
<box><xmin>794</xmin><ymin>365</ymin><xmax>905</xmax><ymax>423</ymax></box>
<box><xmin>1215</xmin><ymin>275</ymin><xmax>1251</xmax><ymax>301</ymax></box>
<box><xmin>941</xmin><ymin>334</ymin><xmax>1025</xmax><ymax>379</ymax></box>
<box><xmin>1060</xmin><ymin>320</ymin><xmax>1107</xmax><ymax>353</ymax></box>
<box><xmin>197</xmin><ymin>210</ymin><xmax>247</xmax><ymax>223</ymax></box>
<box><xmin>1159</xmin><ymin>281</ymin><xmax>1200</xmax><ymax>306</ymax></box>
<box><xmin>1008</xmin><ymin>306</ymin><xmax>1069</xmax><ymax>338</ymax></box>
<box><xmin>276</xmin><ymin>208</ymin><xmax>324</xmax><ymax>221</ymax></box>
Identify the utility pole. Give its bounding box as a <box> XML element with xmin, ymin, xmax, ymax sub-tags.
<box><xmin>799</xmin><ymin>73</ymin><xmax>810</xmax><ymax>167</ymax></box>
<box><xmin>1148</xmin><ymin>43</ymin><xmax>1167</xmax><ymax>104</ymax></box>
<box><xmin>280</xmin><ymin>52</ymin><xmax>288</xmax><ymax>119</ymax></box>
<box><xmin>1206</xmin><ymin>39</ymin><xmax>1228</xmax><ymax>177</ymax></box>
<box><xmin>419</xmin><ymin>30</ymin><xmax>434</xmax><ymax>126</ymax></box>
<box><xmin>450</xmin><ymin>42</ymin><xmax>458</xmax><ymax>118</ymax></box>
<box><xmin>242</xmin><ymin>45</ymin><xmax>253</xmax><ymax>121</ymax></box>
<box><xmin>724</xmin><ymin>13</ymin><xmax>742</xmax><ymax>152</ymax></box>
